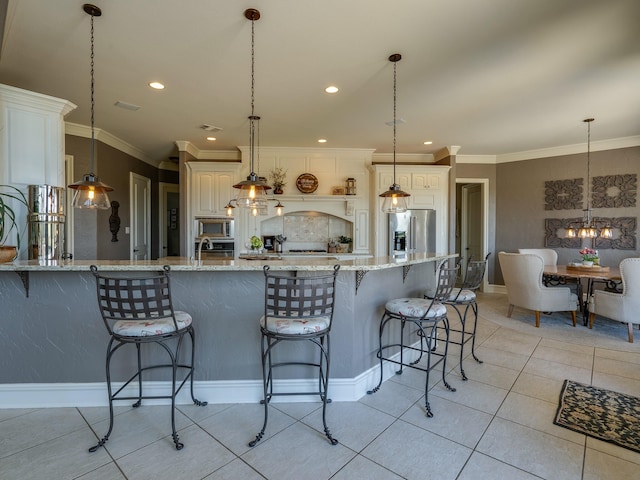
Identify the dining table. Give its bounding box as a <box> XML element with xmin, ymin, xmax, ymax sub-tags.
<box><xmin>543</xmin><ymin>264</ymin><xmax>622</xmax><ymax>326</ymax></box>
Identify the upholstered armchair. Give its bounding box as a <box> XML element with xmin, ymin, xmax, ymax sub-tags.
<box><xmin>588</xmin><ymin>257</ymin><xmax>640</xmax><ymax>342</ymax></box>
<box><xmin>498</xmin><ymin>252</ymin><xmax>578</xmax><ymax>328</ymax></box>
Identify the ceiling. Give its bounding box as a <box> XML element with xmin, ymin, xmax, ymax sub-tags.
<box><xmin>1</xmin><ymin>0</ymin><xmax>639</xmax><ymax>166</ymax></box>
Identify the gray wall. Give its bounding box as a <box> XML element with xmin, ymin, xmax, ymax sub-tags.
<box><xmin>494</xmin><ymin>146</ymin><xmax>640</xmax><ymax>284</ymax></box>
<box><xmin>66</xmin><ymin>135</ymin><xmax>173</xmax><ymax>260</ymax></box>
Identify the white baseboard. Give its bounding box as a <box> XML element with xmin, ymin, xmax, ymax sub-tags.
<box><xmin>0</xmin><ymin>348</ymin><xmax>412</xmax><ymax>409</ymax></box>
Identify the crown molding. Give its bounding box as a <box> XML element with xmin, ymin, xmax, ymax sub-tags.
<box><xmin>495</xmin><ymin>135</ymin><xmax>640</xmax><ymax>164</ymax></box>
<box><xmin>371</xmin><ymin>152</ymin><xmax>435</xmax><ymax>163</ymax></box>
<box><xmin>65</xmin><ymin>122</ymin><xmax>156</xmax><ymax>167</ymax></box>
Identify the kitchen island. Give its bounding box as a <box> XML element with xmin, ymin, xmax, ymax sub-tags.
<box><xmin>0</xmin><ymin>253</ymin><xmax>454</xmax><ymax>408</ymax></box>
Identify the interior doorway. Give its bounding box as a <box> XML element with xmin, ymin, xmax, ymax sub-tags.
<box><xmin>456</xmin><ymin>178</ymin><xmax>489</xmax><ymax>290</ymax></box>
<box><xmin>159</xmin><ymin>183</ymin><xmax>180</xmax><ymax>257</ymax></box>
<box><xmin>130</xmin><ymin>172</ymin><xmax>151</xmax><ymax>260</ymax></box>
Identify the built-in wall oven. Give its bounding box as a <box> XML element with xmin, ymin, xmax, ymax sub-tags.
<box><xmin>195</xmin><ymin>237</ymin><xmax>235</xmax><ymax>258</ymax></box>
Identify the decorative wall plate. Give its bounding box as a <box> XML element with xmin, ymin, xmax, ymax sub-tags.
<box><xmin>296</xmin><ymin>173</ymin><xmax>318</xmax><ymax>193</ymax></box>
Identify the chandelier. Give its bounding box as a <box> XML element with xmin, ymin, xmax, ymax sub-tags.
<box><xmin>566</xmin><ymin>118</ymin><xmax>613</xmax><ymax>239</ymax></box>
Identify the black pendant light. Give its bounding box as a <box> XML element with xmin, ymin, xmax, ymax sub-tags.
<box><xmin>68</xmin><ymin>3</ymin><xmax>113</xmax><ymax>209</ymax></box>
<box><xmin>233</xmin><ymin>8</ymin><xmax>271</xmax><ymax>212</ymax></box>
<box><xmin>380</xmin><ymin>53</ymin><xmax>410</xmax><ymax>213</ymax></box>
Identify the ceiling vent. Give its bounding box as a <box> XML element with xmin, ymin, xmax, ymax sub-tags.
<box><xmin>114</xmin><ymin>100</ymin><xmax>141</xmax><ymax>111</ymax></box>
<box><xmin>200</xmin><ymin>124</ymin><xmax>223</xmax><ymax>132</ymax></box>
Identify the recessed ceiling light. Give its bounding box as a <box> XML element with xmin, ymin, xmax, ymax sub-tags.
<box><xmin>318</xmin><ymin>138</ymin><xmax>327</xmax><ymax>143</ymax></box>
<box><xmin>206</xmin><ymin>137</ymin><xmax>216</xmax><ymax>141</ymax></box>
<box><xmin>149</xmin><ymin>82</ymin><xmax>165</xmax><ymax>90</ymax></box>
<box><xmin>423</xmin><ymin>141</ymin><xmax>433</xmax><ymax>145</ymax></box>
<box><xmin>324</xmin><ymin>86</ymin><xmax>339</xmax><ymax>94</ymax></box>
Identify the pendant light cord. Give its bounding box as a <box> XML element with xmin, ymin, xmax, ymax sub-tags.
<box><xmin>393</xmin><ymin>59</ymin><xmax>397</xmax><ymax>186</ymax></box>
<box><xmin>586</xmin><ymin>119</ymin><xmax>591</xmax><ymax>212</ymax></box>
<box><xmin>90</xmin><ymin>10</ymin><xmax>96</xmax><ymax>174</ymax></box>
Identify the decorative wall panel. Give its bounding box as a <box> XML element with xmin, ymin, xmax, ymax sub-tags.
<box><xmin>592</xmin><ymin>174</ymin><xmax>637</xmax><ymax>208</ymax></box>
<box><xmin>544</xmin><ymin>179</ymin><xmax>583</xmax><ymax>210</ymax></box>
<box><xmin>544</xmin><ymin>217</ymin><xmax>637</xmax><ymax>250</ymax></box>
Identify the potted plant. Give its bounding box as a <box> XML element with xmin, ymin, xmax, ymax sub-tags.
<box><xmin>338</xmin><ymin>235</ymin><xmax>352</xmax><ymax>253</ymax></box>
<box><xmin>269</xmin><ymin>167</ymin><xmax>287</xmax><ymax>194</ymax></box>
<box><xmin>0</xmin><ymin>185</ymin><xmax>29</xmax><ymax>262</ymax></box>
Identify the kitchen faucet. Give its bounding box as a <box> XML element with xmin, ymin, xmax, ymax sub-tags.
<box><xmin>197</xmin><ymin>236</ymin><xmax>212</xmax><ymax>262</ymax></box>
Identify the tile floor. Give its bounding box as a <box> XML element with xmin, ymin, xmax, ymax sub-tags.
<box><xmin>2</xmin><ymin>293</ymin><xmax>640</xmax><ymax>479</ymax></box>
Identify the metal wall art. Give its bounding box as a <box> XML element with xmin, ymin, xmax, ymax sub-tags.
<box><xmin>544</xmin><ymin>178</ymin><xmax>583</xmax><ymax>210</ymax></box>
<box><xmin>544</xmin><ymin>217</ymin><xmax>637</xmax><ymax>250</ymax></box>
<box><xmin>591</xmin><ymin>174</ymin><xmax>637</xmax><ymax>208</ymax></box>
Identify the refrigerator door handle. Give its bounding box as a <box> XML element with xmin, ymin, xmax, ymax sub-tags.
<box><xmin>410</xmin><ymin>216</ymin><xmax>416</xmax><ymax>252</ymax></box>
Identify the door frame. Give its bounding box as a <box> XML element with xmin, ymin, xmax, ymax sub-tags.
<box><xmin>456</xmin><ymin>178</ymin><xmax>489</xmax><ymax>291</ymax></box>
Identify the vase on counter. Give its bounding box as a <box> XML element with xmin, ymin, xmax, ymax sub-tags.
<box><xmin>582</xmin><ymin>260</ymin><xmax>594</xmax><ymax>267</ymax></box>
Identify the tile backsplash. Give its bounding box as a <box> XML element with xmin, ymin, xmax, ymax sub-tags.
<box><xmin>261</xmin><ymin>211</ymin><xmax>353</xmax><ymax>251</ymax></box>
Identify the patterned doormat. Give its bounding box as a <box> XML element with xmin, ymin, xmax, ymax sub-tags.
<box><xmin>554</xmin><ymin>379</ymin><xmax>640</xmax><ymax>454</ymax></box>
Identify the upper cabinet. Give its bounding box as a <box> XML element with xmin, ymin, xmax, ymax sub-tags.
<box><xmin>187</xmin><ymin>162</ymin><xmax>240</xmax><ymax>216</ymax></box>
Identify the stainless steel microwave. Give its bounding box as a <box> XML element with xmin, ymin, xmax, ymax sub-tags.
<box><xmin>195</xmin><ymin>217</ymin><xmax>234</xmax><ymax>238</ymax></box>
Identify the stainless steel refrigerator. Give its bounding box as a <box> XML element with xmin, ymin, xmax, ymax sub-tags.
<box><xmin>388</xmin><ymin>209</ymin><xmax>436</xmax><ymax>255</ymax></box>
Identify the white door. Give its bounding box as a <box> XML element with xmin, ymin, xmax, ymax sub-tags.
<box><xmin>130</xmin><ymin>172</ymin><xmax>151</xmax><ymax>260</ymax></box>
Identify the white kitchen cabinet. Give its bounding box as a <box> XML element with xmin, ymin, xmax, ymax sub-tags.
<box><xmin>354</xmin><ymin>209</ymin><xmax>370</xmax><ymax>253</ymax></box>
<box><xmin>188</xmin><ymin>162</ymin><xmax>240</xmax><ymax>216</ymax></box>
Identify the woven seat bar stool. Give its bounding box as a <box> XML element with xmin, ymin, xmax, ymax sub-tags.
<box><xmin>367</xmin><ymin>261</ymin><xmax>459</xmax><ymax>417</ymax></box>
<box><xmin>424</xmin><ymin>253</ymin><xmax>491</xmax><ymax>381</ymax></box>
<box><xmin>89</xmin><ymin>265</ymin><xmax>207</xmax><ymax>452</ymax></box>
<box><xmin>249</xmin><ymin>264</ymin><xmax>340</xmax><ymax>447</ymax></box>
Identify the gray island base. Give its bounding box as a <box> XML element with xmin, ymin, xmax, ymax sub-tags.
<box><xmin>0</xmin><ymin>253</ymin><xmax>454</xmax><ymax>408</ymax></box>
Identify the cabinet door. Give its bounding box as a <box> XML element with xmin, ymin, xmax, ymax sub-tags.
<box><xmin>354</xmin><ymin>209</ymin><xmax>370</xmax><ymax>252</ymax></box>
<box><xmin>411</xmin><ymin>173</ymin><xmax>442</xmax><ymax>190</ymax></box>
<box><xmin>193</xmin><ymin>171</ymin><xmax>235</xmax><ymax>215</ymax></box>
<box><xmin>378</xmin><ymin>171</ymin><xmax>410</xmax><ymax>193</ymax></box>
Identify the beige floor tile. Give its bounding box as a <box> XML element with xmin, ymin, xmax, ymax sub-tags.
<box><xmin>477</xmin><ymin>417</ymin><xmax>584</xmax><ymax>479</ymax></box>
<box><xmin>361</xmin><ymin>420</ymin><xmax>472</xmax><ymax>480</ymax></box>
<box><xmin>332</xmin><ymin>455</ymin><xmax>404</xmax><ymax>480</ymax></box>
<box><xmin>595</xmin><ymin>347</ymin><xmax>640</xmax><ymax>365</ymax></box>
<box><xmin>202</xmin><ymin>458</ymin><xmax>265</xmax><ymax>480</ymax></box>
<box><xmin>457</xmin><ymin>452</ymin><xmax>540</xmax><ymax>480</ymax></box>
<box><xmin>0</xmin><ymin>408</ymin><xmax>35</xmax><ymax>422</ymax></box>
<box><xmin>0</xmin><ymin>427</ymin><xmax>113</xmax><ymax>480</ymax></box>
<box><xmin>532</xmin><ymin>344</ymin><xmax>594</xmax><ymax>369</ymax></box>
<box><xmin>583</xmin><ymin>447</ymin><xmax>640</xmax><ymax>480</ymax></box>
<box><xmin>594</xmin><ymin>356</ymin><xmax>640</xmax><ymax>381</ymax></box>
<box><xmin>539</xmin><ymin>337</ymin><xmax>595</xmax><ymax>355</ymax></box>
<box><xmin>472</xmin><ymin>345</ymin><xmax>530</xmax><ymax>371</ymax></box>
<box><xmin>481</xmin><ymin>328</ymin><xmax>541</xmax><ymax>356</ymax></box>
<box><xmin>302</xmin><ymin>401</ymin><xmax>396</xmax><ymax>452</ymax></box>
<box><xmin>430</xmin><ymin>377</ymin><xmax>509</xmax><ymax>415</ymax></box>
<box><xmin>497</xmin><ymin>391</ymin><xmax>585</xmax><ymax>444</ymax></box>
<box><xmin>451</xmin><ymin>359</ymin><xmax>520</xmax><ymax>390</ymax></box>
<box><xmin>76</xmin><ymin>462</ymin><xmax>127</xmax><ymax>480</ymax></box>
<box><xmin>198</xmin><ymin>403</ymin><xmax>296</xmax><ymax>456</ymax></box>
<box><xmin>95</xmin><ymin>405</ymin><xmax>194</xmax><ymax>459</ymax></box>
<box><xmin>522</xmin><ymin>356</ymin><xmax>592</xmax><ymax>384</ymax></box>
<box><xmin>400</xmin><ymin>394</ymin><xmax>492</xmax><ymax>448</ymax></box>
<box><xmin>359</xmin><ymin>378</ymin><xmax>424</xmax><ymax>417</ymax></box>
<box><xmin>511</xmin><ymin>372</ymin><xmax>565</xmax><ymax>404</ymax></box>
<box><xmin>241</xmin><ymin>421</ymin><xmax>355</xmax><ymax>480</ymax></box>
<box><xmin>177</xmin><ymin>402</ymin><xmax>234</xmax><ymax>423</ymax></box>
<box><xmin>0</xmin><ymin>407</ymin><xmax>89</xmax><ymax>458</ymax></box>
<box><xmin>585</xmin><ymin>436</ymin><xmax>640</xmax><ymax>466</ymax></box>
<box><xmin>272</xmin><ymin>401</ymin><xmax>322</xmax><ymax>420</ymax></box>
<box><xmin>117</xmin><ymin>424</ymin><xmax>235</xmax><ymax>479</ymax></box>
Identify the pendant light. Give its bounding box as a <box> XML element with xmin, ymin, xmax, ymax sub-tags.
<box><xmin>380</xmin><ymin>53</ymin><xmax>410</xmax><ymax>213</ymax></box>
<box><xmin>574</xmin><ymin>118</ymin><xmax>613</xmax><ymax>239</ymax></box>
<box><xmin>233</xmin><ymin>8</ymin><xmax>271</xmax><ymax>209</ymax></box>
<box><xmin>68</xmin><ymin>4</ymin><xmax>113</xmax><ymax>209</ymax></box>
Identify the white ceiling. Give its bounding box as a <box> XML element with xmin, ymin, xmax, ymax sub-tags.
<box><xmin>1</xmin><ymin>0</ymin><xmax>639</xmax><ymax>166</ymax></box>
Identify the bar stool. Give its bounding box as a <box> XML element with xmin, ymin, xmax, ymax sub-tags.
<box><xmin>367</xmin><ymin>261</ymin><xmax>459</xmax><ymax>417</ymax></box>
<box><xmin>89</xmin><ymin>265</ymin><xmax>207</xmax><ymax>452</ymax></box>
<box><xmin>426</xmin><ymin>253</ymin><xmax>491</xmax><ymax>381</ymax></box>
<box><xmin>249</xmin><ymin>264</ymin><xmax>340</xmax><ymax>447</ymax></box>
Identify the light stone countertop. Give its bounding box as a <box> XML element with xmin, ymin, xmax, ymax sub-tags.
<box><xmin>0</xmin><ymin>252</ymin><xmax>455</xmax><ymax>272</ymax></box>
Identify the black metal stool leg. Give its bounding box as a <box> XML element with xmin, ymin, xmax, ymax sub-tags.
<box><xmin>470</xmin><ymin>302</ymin><xmax>482</xmax><ymax>364</ymax></box>
<box><xmin>367</xmin><ymin>312</ymin><xmax>389</xmax><ymax>395</ymax></box>
<box><xmin>320</xmin><ymin>335</ymin><xmax>338</xmax><ymax>445</ymax></box>
<box><xmin>440</xmin><ymin>317</ymin><xmax>456</xmax><ymax>393</ymax></box>
<box><xmin>188</xmin><ymin>328</ymin><xmax>208</xmax><ymax>407</ymax></box>
<box><xmin>133</xmin><ymin>342</ymin><xmax>143</xmax><ymax>408</ymax></box>
<box><xmin>249</xmin><ymin>334</ymin><xmax>271</xmax><ymax>447</ymax></box>
<box><xmin>89</xmin><ymin>339</ymin><xmax>117</xmax><ymax>452</ymax></box>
